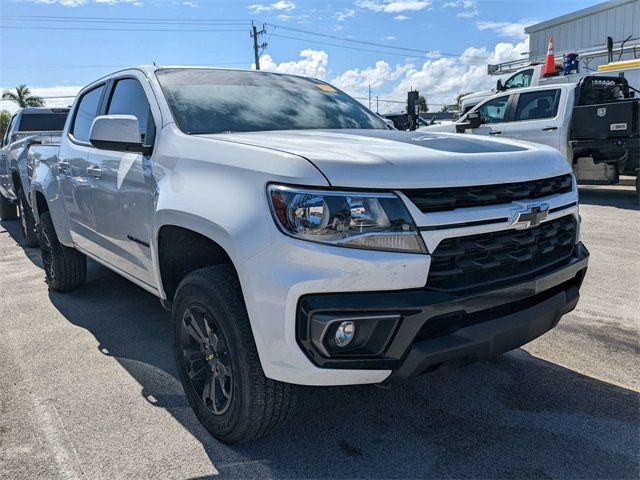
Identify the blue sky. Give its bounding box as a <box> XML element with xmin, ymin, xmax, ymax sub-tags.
<box><xmin>1</xmin><ymin>0</ymin><xmax>599</xmax><ymax>113</ymax></box>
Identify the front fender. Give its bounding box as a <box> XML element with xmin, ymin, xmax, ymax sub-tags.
<box><xmin>30</xmin><ymin>148</ymin><xmax>74</xmax><ymax>246</ymax></box>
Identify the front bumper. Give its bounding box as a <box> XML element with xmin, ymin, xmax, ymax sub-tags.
<box><xmin>296</xmin><ymin>243</ymin><xmax>589</xmax><ymax>388</ymax></box>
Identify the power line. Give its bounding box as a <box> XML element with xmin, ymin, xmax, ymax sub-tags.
<box><xmin>1</xmin><ymin>14</ymin><xmax>248</xmax><ymax>22</ymax></box>
<box><xmin>270</xmin><ymin>33</ymin><xmax>486</xmax><ymax>64</ymax></box>
<box><xmin>0</xmin><ymin>26</ymin><xmax>247</xmax><ymax>32</ymax></box>
<box><xmin>2</xmin><ymin>62</ymin><xmax>252</xmax><ymax>70</ymax></box>
<box><xmin>1</xmin><ymin>14</ymin><xmax>491</xmax><ymax>63</ymax></box>
<box><xmin>266</xmin><ymin>23</ymin><xmax>489</xmax><ymax>62</ymax></box>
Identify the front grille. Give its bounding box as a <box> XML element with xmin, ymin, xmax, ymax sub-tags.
<box><xmin>403</xmin><ymin>174</ymin><xmax>572</xmax><ymax>213</ymax></box>
<box><xmin>427</xmin><ymin>215</ymin><xmax>577</xmax><ymax>293</ymax></box>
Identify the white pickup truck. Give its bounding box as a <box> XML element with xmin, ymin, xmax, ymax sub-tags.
<box><xmin>459</xmin><ymin>63</ymin><xmax>640</xmax><ymax>114</ymax></box>
<box><xmin>27</xmin><ymin>66</ymin><xmax>588</xmax><ymax>443</ymax></box>
<box><xmin>424</xmin><ymin>76</ymin><xmax>640</xmax><ymax>192</ymax></box>
<box><xmin>0</xmin><ymin>107</ymin><xmax>69</xmax><ymax>246</ymax></box>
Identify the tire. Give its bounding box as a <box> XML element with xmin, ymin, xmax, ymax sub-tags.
<box><xmin>17</xmin><ymin>188</ymin><xmax>39</xmax><ymax>247</ymax></box>
<box><xmin>38</xmin><ymin>211</ymin><xmax>86</xmax><ymax>292</ymax></box>
<box><xmin>173</xmin><ymin>264</ymin><xmax>295</xmax><ymax>443</ymax></box>
<box><xmin>0</xmin><ymin>193</ymin><xmax>17</xmax><ymax>220</ymax></box>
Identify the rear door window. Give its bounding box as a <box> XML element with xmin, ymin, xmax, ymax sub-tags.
<box><xmin>514</xmin><ymin>90</ymin><xmax>560</xmax><ymax>121</ymax></box>
<box><xmin>72</xmin><ymin>85</ymin><xmax>105</xmax><ymax>142</ymax></box>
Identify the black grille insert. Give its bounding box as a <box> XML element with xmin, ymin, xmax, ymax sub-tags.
<box><xmin>427</xmin><ymin>215</ymin><xmax>577</xmax><ymax>293</ymax></box>
<box><xmin>403</xmin><ymin>174</ymin><xmax>573</xmax><ymax>213</ymax></box>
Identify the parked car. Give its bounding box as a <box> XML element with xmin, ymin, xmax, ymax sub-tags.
<box><xmin>0</xmin><ymin>107</ymin><xmax>70</xmax><ymax>245</ymax></box>
<box><xmin>423</xmin><ymin>76</ymin><xmax>640</xmax><ymax>193</ymax></box>
<box><xmin>28</xmin><ymin>66</ymin><xmax>589</xmax><ymax>443</ymax></box>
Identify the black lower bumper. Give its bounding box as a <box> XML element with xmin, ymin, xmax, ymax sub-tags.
<box><xmin>296</xmin><ymin>243</ymin><xmax>589</xmax><ymax>387</ymax></box>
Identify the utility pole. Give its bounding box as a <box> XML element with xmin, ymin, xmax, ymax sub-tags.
<box><xmin>251</xmin><ymin>22</ymin><xmax>267</xmax><ymax>70</ymax></box>
<box><xmin>368</xmin><ymin>84</ymin><xmax>372</xmax><ymax>109</ymax></box>
<box><xmin>376</xmin><ymin>96</ymin><xmax>379</xmax><ymax>113</ymax></box>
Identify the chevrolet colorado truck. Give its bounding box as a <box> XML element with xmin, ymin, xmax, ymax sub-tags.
<box><xmin>0</xmin><ymin>107</ymin><xmax>69</xmax><ymax>246</ymax></box>
<box><xmin>28</xmin><ymin>66</ymin><xmax>589</xmax><ymax>443</ymax></box>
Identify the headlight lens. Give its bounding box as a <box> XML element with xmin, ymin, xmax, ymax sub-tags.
<box><xmin>268</xmin><ymin>185</ymin><xmax>426</xmax><ymax>253</ymax></box>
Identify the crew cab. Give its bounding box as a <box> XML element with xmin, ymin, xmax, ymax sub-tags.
<box><xmin>28</xmin><ymin>66</ymin><xmax>588</xmax><ymax>443</ymax></box>
<box><xmin>459</xmin><ymin>63</ymin><xmax>640</xmax><ymax>114</ymax></box>
<box><xmin>0</xmin><ymin>107</ymin><xmax>69</xmax><ymax>245</ymax></box>
<box><xmin>423</xmin><ymin>76</ymin><xmax>640</xmax><ymax>192</ymax></box>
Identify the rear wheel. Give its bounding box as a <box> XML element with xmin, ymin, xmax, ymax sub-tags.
<box><xmin>38</xmin><ymin>211</ymin><xmax>86</xmax><ymax>291</ymax></box>
<box><xmin>173</xmin><ymin>264</ymin><xmax>295</xmax><ymax>443</ymax></box>
<box><xmin>17</xmin><ymin>188</ymin><xmax>38</xmax><ymax>247</ymax></box>
<box><xmin>0</xmin><ymin>193</ymin><xmax>17</xmax><ymax>220</ymax></box>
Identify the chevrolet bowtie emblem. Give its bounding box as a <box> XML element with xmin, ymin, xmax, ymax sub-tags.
<box><xmin>512</xmin><ymin>203</ymin><xmax>550</xmax><ymax>229</ymax></box>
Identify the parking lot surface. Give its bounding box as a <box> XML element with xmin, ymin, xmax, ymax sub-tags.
<box><xmin>1</xmin><ymin>186</ymin><xmax>638</xmax><ymax>480</ymax></box>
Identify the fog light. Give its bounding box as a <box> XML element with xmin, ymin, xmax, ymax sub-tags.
<box><xmin>335</xmin><ymin>321</ymin><xmax>355</xmax><ymax>347</ymax></box>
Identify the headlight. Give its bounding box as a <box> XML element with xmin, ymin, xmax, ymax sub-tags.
<box><xmin>268</xmin><ymin>184</ymin><xmax>427</xmax><ymax>253</ymax></box>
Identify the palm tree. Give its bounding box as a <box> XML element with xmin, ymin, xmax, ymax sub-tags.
<box><xmin>0</xmin><ymin>110</ymin><xmax>11</xmax><ymax>139</ymax></box>
<box><xmin>2</xmin><ymin>85</ymin><xmax>44</xmax><ymax>108</ymax></box>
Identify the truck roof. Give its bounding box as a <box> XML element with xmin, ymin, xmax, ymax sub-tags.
<box><xmin>15</xmin><ymin>107</ymin><xmax>70</xmax><ymax>115</ymax></box>
<box><xmin>82</xmin><ymin>64</ymin><xmax>325</xmax><ymax>92</ymax></box>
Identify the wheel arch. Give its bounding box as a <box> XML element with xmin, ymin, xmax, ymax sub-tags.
<box><xmin>153</xmin><ymin>210</ymin><xmax>242</xmax><ymax>303</ymax></box>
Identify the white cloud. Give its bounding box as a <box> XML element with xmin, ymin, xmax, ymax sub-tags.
<box><xmin>442</xmin><ymin>0</ymin><xmax>478</xmax><ymax>18</ymax></box>
<box><xmin>247</xmin><ymin>0</ymin><xmax>295</xmax><ymax>13</ymax></box>
<box><xmin>277</xmin><ymin>14</ymin><xmax>293</xmax><ymax>21</ymax></box>
<box><xmin>330</xmin><ymin>38</ymin><xmax>528</xmax><ymax>112</ymax></box>
<box><xmin>0</xmin><ymin>85</ymin><xmax>81</xmax><ymax>114</ymax></box>
<box><xmin>334</xmin><ymin>8</ymin><xmax>356</xmax><ymax>21</ymax></box>
<box><xmin>383</xmin><ymin>35</ymin><xmax>397</xmax><ymax>41</ymax></box>
<box><xmin>332</xmin><ymin>60</ymin><xmax>414</xmax><ymax>92</ymax></box>
<box><xmin>394</xmin><ymin>14</ymin><xmax>411</xmax><ymax>20</ymax></box>
<box><xmin>476</xmin><ymin>19</ymin><xmax>537</xmax><ymax>40</ymax></box>
<box><xmin>259</xmin><ymin>49</ymin><xmax>329</xmax><ymax>78</ymax></box>
<box><xmin>355</xmin><ymin>0</ymin><xmax>431</xmax><ymax>14</ymax></box>
<box><xmin>456</xmin><ymin>10</ymin><xmax>478</xmax><ymax>18</ymax></box>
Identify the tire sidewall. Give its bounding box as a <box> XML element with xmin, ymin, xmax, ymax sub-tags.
<box><xmin>173</xmin><ymin>281</ymin><xmax>252</xmax><ymax>440</ymax></box>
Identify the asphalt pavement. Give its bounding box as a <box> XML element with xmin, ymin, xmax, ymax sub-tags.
<box><xmin>0</xmin><ymin>185</ymin><xmax>638</xmax><ymax>479</ymax></box>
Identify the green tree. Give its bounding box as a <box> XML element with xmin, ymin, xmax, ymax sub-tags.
<box><xmin>418</xmin><ymin>95</ymin><xmax>428</xmax><ymax>113</ymax></box>
<box><xmin>0</xmin><ymin>110</ymin><xmax>11</xmax><ymax>140</ymax></box>
<box><xmin>2</xmin><ymin>84</ymin><xmax>44</xmax><ymax>108</ymax></box>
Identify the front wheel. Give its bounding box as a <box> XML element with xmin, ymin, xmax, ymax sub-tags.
<box><xmin>173</xmin><ymin>264</ymin><xmax>295</xmax><ymax>443</ymax></box>
<box><xmin>0</xmin><ymin>193</ymin><xmax>17</xmax><ymax>220</ymax></box>
<box><xmin>38</xmin><ymin>211</ymin><xmax>86</xmax><ymax>291</ymax></box>
<box><xmin>17</xmin><ymin>188</ymin><xmax>38</xmax><ymax>247</ymax></box>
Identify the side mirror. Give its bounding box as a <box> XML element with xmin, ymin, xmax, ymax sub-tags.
<box><xmin>456</xmin><ymin>111</ymin><xmax>482</xmax><ymax>133</ymax></box>
<box><xmin>89</xmin><ymin>115</ymin><xmax>150</xmax><ymax>154</ymax></box>
<box><xmin>496</xmin><ymin>79</ymin><xmax>505</xmax><ymax>91</ymax></box>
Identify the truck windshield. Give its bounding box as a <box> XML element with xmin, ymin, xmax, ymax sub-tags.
<box><xmin>18</xmin><ymin>113</ymin><xmax>68</xmax><ymax>132</ymax></box>
<box><xmin>156</xmin><ymin>69</ymin><xmax>388</xmax><ymax>134</ymax></box>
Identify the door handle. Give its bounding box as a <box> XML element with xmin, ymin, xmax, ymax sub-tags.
<box><xmin>542</xmin><ymin>126</ymin><xmax>558</xmax><ymax>132</ymax></box>
<box><xmin>57</xmin><ymin>160</ymin><xmax>70</xmax><ymax>172</ymax></box>
<box><xmin>489</xmin><ymin>131</ymin><xmax>503</xmax><ymax>135</ymax></box>
<box><xmin>87</xmin><ymin>165</ymin><xmax>102</xmax><ymax>178</ymax></box>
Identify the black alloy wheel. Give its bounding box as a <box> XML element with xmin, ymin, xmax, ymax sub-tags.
<box><xmin>180</xmin><ymin>304</ymin><xmax>233</xmax><ymax>415</ymax></box>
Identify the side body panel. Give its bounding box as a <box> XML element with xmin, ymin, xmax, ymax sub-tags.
<box><xmin>30</xmin><ymin>144</ymin><xmax>74</xmax><ymax>245</ymax></box>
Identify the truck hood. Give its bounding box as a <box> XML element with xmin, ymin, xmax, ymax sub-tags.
<box><xmin>201</xmin><ymin>129</ymin><xmax>570</xmax><ymax>189</ymax></box>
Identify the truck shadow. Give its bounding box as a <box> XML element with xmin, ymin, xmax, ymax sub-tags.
<box><xmin>578</xmin><ymin>185</ymin><xmax>639</xmax><ymax>210</ymax></box>
<box><xmin>2</xmin><ymin>219</ymin><xmax>638</xmax><ymax>479</ymax></box>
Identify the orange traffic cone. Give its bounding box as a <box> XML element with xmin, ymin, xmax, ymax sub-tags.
<box><xmin>542</xmin><ymin>36</ymin><xmax>557</xmax><ymax>76</ymax></box>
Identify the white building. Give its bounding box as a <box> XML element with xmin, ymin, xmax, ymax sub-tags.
<box><xmin>525</xmin><ymin>0</ymin><xmax>640</xmax><ymax>71</ymax></box>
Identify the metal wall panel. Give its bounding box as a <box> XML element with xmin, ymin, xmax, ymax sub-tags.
<box><xmin>527</xmin><ymin>0</ymin><xmax>640</xmax><ymax>66</ymax></box>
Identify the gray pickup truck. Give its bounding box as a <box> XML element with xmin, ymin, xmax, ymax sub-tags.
<box><xmin>0</xmin><ymin>107</ymin><xmax>69</xmax><ymax>245</ymax></box>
